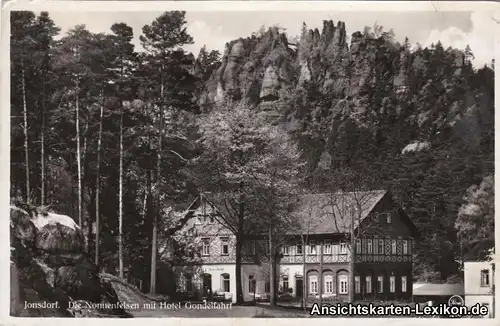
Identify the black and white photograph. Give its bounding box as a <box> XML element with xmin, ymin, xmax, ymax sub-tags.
<box><xmin>6</xmin><ymin>1</ymin><xmax>497</xmax><ymax>320</ymax></box>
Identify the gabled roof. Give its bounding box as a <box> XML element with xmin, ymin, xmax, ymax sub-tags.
<box><xmin>293</xmin><ymin>190</ymin><xmax>387</xmax><ymax>235</ymax></box>
<box><xmin>180</xmin><ymin>190</ymin><xmax>417</xmax><ymax>237</ymax></box>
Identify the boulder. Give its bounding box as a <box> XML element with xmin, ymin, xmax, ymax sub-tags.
<box><xmin>10</xmin><ymin>203</ymin><xmax>130</xmax><ymax>317</ymax></box>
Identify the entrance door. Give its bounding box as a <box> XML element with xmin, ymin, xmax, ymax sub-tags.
<box><xmin>202</xmin><ymin>274</ymin><xmax>212</xmax><ymax>297</ymax></box>
<box><xmin>295</xmin><ymin>278</ymin><xmax>303</xmax><ymax>298</ymax></box>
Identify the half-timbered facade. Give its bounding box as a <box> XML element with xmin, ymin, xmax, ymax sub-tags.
<box><xmin>169</xmin><ymin>190</ymin><xmax>417</xmax><ymax>303</ymax></box>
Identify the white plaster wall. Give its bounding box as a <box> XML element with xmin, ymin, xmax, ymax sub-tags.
<box><xmin>464</xmin><ymin>262</ymin><xmax>494</xmax><ymax>296</ymax></box>
<box><xmin>280</xmin><ymin>264</ymin><xmax>304</xmax><ymax>295</ymax></box>
<box><xmin>465</xmin><ymin>295</ymin><xmax>494</xmax><ymax>317</ymax></box>
<box><xmin>464</xmin><ymin>262</ymin><xmax>495</xmax><ymax>318</ymax></box>
<box><xmin>201</xmin><ymin>264</ymin><xmax>236</xmax><ymax>303</ymax></box>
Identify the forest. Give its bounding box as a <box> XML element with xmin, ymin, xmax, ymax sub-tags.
<box><xmin>10</xmin><ymin>10</ymin><xmax>494</xmax><ymax>298</ymax></box>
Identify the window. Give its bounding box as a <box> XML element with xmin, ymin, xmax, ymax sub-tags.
<box><xmin>324</xmin><ymin>240</ymin><xmax>332</xmax><ymax>254</ymax></box>
<box><xmin>283</xmin><ymin>245</ymin><xmax>290</xmax><ymax>256</ymax></box>
<box><xmin>195</xmin><ymin>214</ymin><xmax>204</xmax><ymax>225</ymax></box>
<box><xmin>356</xmin><ymin>239</ymin><xmax>362</xmax><ymax>254</ymax></box>
<box><xmin>367</xmin><ymin>239</ymin><xmax>373</xmax><ymax>254</ymax></box>
<box><xmin>308</xmin><ymin>241</ymin><xmax>317</xmax><ymax>255</ymax></box>
<box><xmin>179</xmin><ymin>275</ymin><xmax>186</xmax><ymax>292</ymax></box>
<box><xmin>386</xmin><ymin>213</ymin><xmax>392</xmax><ymax>223</ymax></box>
<box><xmin>378</xmin><ymin>239</ymin><xmax>384</xmax><ymax>254</ymax></box>
<box><xmin>339</xmin><ymin>275</ymin><xmax>348</xmax><ymax>294</ymax></box>
<box><xmin>366</xmin><ymin>276</ymin><xmax>372</xmax><ymax>293</ymax></box>
<box><xmin>401</xmin><ymin>276</ymin><xmax>407</xmax><ymax>293</ymax></box>
<box><xmin>222</xmin><ymin>274</ymin><xmax>230</xmax><ymax>292</ymax></box>
<box><xmin>355</xmin><ymin>276</ymin><xmax>361</xmax><ymax>293</ymax></box>
<box><xmin>248</xmin><ymin>275</ymin><xmax>255</xmax><ymax>293</ymax></box>
<box><xmin>296</xmin><ymin>243</ymin><xmax>303</xmax><ymax>255</ymax></box>
<box><xmin>201</xmin><ymin>238</ymin><xmax>210</xmax><ymax>256</ymax></box>
<box><xmin>283</xmin><ymin>276</ymin><xmax>289</xmax><ymax>292</ymax></box>
<box><xmin>221</xmin><ymin>237</ymin><xmax>229</xmax><ymax>256</ymax></box>
<box><xmin>389</xmin><ymin>276</ymin><xmax>396</xmax><ymax>293</ymax></box>
<box><xmin>391</xmin><ymin>240</ymin><xmax>397</xmax><ymax>254</ymax></box>
<box><xmin>402</xmin><ymin>240</ymin><xmax>408</xmax><ymax>255</ymax></box>
<box><xmin>481</xmin><ymin>269</ymin><xmax>490</xmax><ymax>287</ymax></box>
<box><xmin>309</xmin><ymin>275</ymin><xmax>318</xmax><ymax>294</ymax></box>
<box><xmin>377</xmin><ymin>276</ymin><xmax>384</xmax><ymax>293</ymax></box>
<box><xmin>340</xmin><ymin>242</ymin><xmax>347</xmax><ymax>254</ymax></box>
<box><xmin>324</xmin><ymin>275</ymin><xmax>334</xmax><ymax>294</ymax></box>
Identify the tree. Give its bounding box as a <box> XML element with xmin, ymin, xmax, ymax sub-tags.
<box><xmin>288</xmin><ymin>193</ymin><xmax>323</xmax><ymax>310</ymax></box>
<box><xmin>11</xmin><ymin>11</ymin><xmax>60</xmax><ymax>206</ymax></box>
<box><xmin>194</xmin><ymin>45</ymin><xmax>221</xmax><ymax>83</ymax></box>
<box><xmin>193</xmin><ymin>100</ymin><xmax>292</xmax><ymax>304</ymax></box>
<box><xmin>249</xmin><ymin>128</ymin><xmax>304</xmax><ymax>306</ymax></box>
<box><xmin>324</xmin><ymin>167</ymin><xmax>382</xmax><ymax>302</ymax></box>
<box><xmin>53</xmin><ymin>25</ymin><xmax>99</xmax><ymax>229</ymax></box>
<box><xmin>11</xmin><ymin>11</ymin><xmax>36</xmax><ymax>204</ymax></box>
<box><xmin>106</xmin><ymin>22</ymin><xmax>138</xmax><ymax>279</ymax></box>
<box><xmin>139</xmin><ymin>10</ymin><xmax>195</xmax><ymax>294</ymax></box>
<box><xmin>31</xmin><ymin>12</ymin><xmax>60</xmax><ymax>206</ymax></box>
<box><xmin>455</xmin><ymin>174</ymin><xmax>494</xmax><ymax>261</ymax></box>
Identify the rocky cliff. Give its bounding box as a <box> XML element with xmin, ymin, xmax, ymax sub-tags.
<box><xmin>199</xmin><ymin>20</ymin><xmax>491</xmax><ymax>170</ymax></box>
<box><xmin>201</xmin><ymin>21</ymin><xmax>395</xmax><ymax>111</ymax></box>
<box><xmin>10</xmin><ymin>203</ymin><xmax>131</xmax><ymax>317</ymax></box>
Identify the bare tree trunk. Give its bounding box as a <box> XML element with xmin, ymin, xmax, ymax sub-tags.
<box><xmin>21</xmin><ymin>59</ymin><xmax>30</xmax><ymax>204</ymax></box>
<box><xmin>83</xmin><ymin>121</ymin><xmax>89</xmax><ymax>250</ymax></box>
<box><xmin>235</xmin><ymin>186</ymin><xmax>245</xmax><ymax>304</ymax></box>
<box><xmin>269</xmin><ymin>226</ymin><xmax>276</xmax><ymax>306</ymax></box>
<box><xmin>235</xmin><ymin>231</ymin><xmax>243</xmax><ymax>303</ymax></box>
<box><xmin>75</xmin><ymin>80</ymin><xmax>82</xmax><ymax>227</ymax></box>
<box><xmin>142</xmin><ymin>185</ymin><xmax>148</xmax><ymax>224</ymax></box>
<box><xmin>95</xmin><ymin>92</ymin><xmax>104</xmax><ymax>267</ymax></box>
<box><xmin>150</xmin><ymin>77</ymin><xmax>164</xmax><ymax>294</ymax></box>
<box><xmin>348</xmin><ymin>213</ymin><xmax>356</xmax><ymax>303</ymax></box>
<box><xmin>146</xmin><ymin>166</ymin><xmax>153</xmax><ymax>290</ymax></box>
<box><xmin>40</xmin><ymin>82</ymin><xmax>45</xmax><ymax>206</ymax></box>
<box><xmin>119</xmin><ymin>104</ymin><xmax>124</xmax><ymax>279</ymax></box>
<box><xmin>319</xmin><ymin>241</ymin><xmax>323</xmax><ymax>306</ymax></box>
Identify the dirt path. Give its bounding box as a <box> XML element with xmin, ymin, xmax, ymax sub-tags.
<box><xmin>129</xmin><ymin>304</ymin><xmax>308</xmax><ymax>318</ymax></box>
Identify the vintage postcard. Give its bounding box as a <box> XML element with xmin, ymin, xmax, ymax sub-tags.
<box><xmin>1</xmin><ymin>0</ymin><xmax>498</xmax><ymax>324</ymax></box>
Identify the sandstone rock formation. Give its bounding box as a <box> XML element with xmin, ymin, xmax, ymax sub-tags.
<box><xmin>10</xmin><ymin>203</ymin><xmax>130</xmax><ymax>317</ymax></box>
<box><xmin>198</xmin><ymin>19</ymin><xmax>483</xmax><ymax>170</ymax></box>
<box><xmin>201</xmin><ymin>20</ymin><xmax>379</xmax><ymax>116</ymax></box>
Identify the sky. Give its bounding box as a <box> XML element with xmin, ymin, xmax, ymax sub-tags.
<box><xmin>45</xmin><ymin>10</ymin><xmax>497</xmax><ymax>67</ymax></box>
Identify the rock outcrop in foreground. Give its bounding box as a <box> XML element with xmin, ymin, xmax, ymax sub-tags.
<box><xmin>10</xmin><ymin>203</ymin><xmax>131</xmax><ymax>317</ymax></box>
